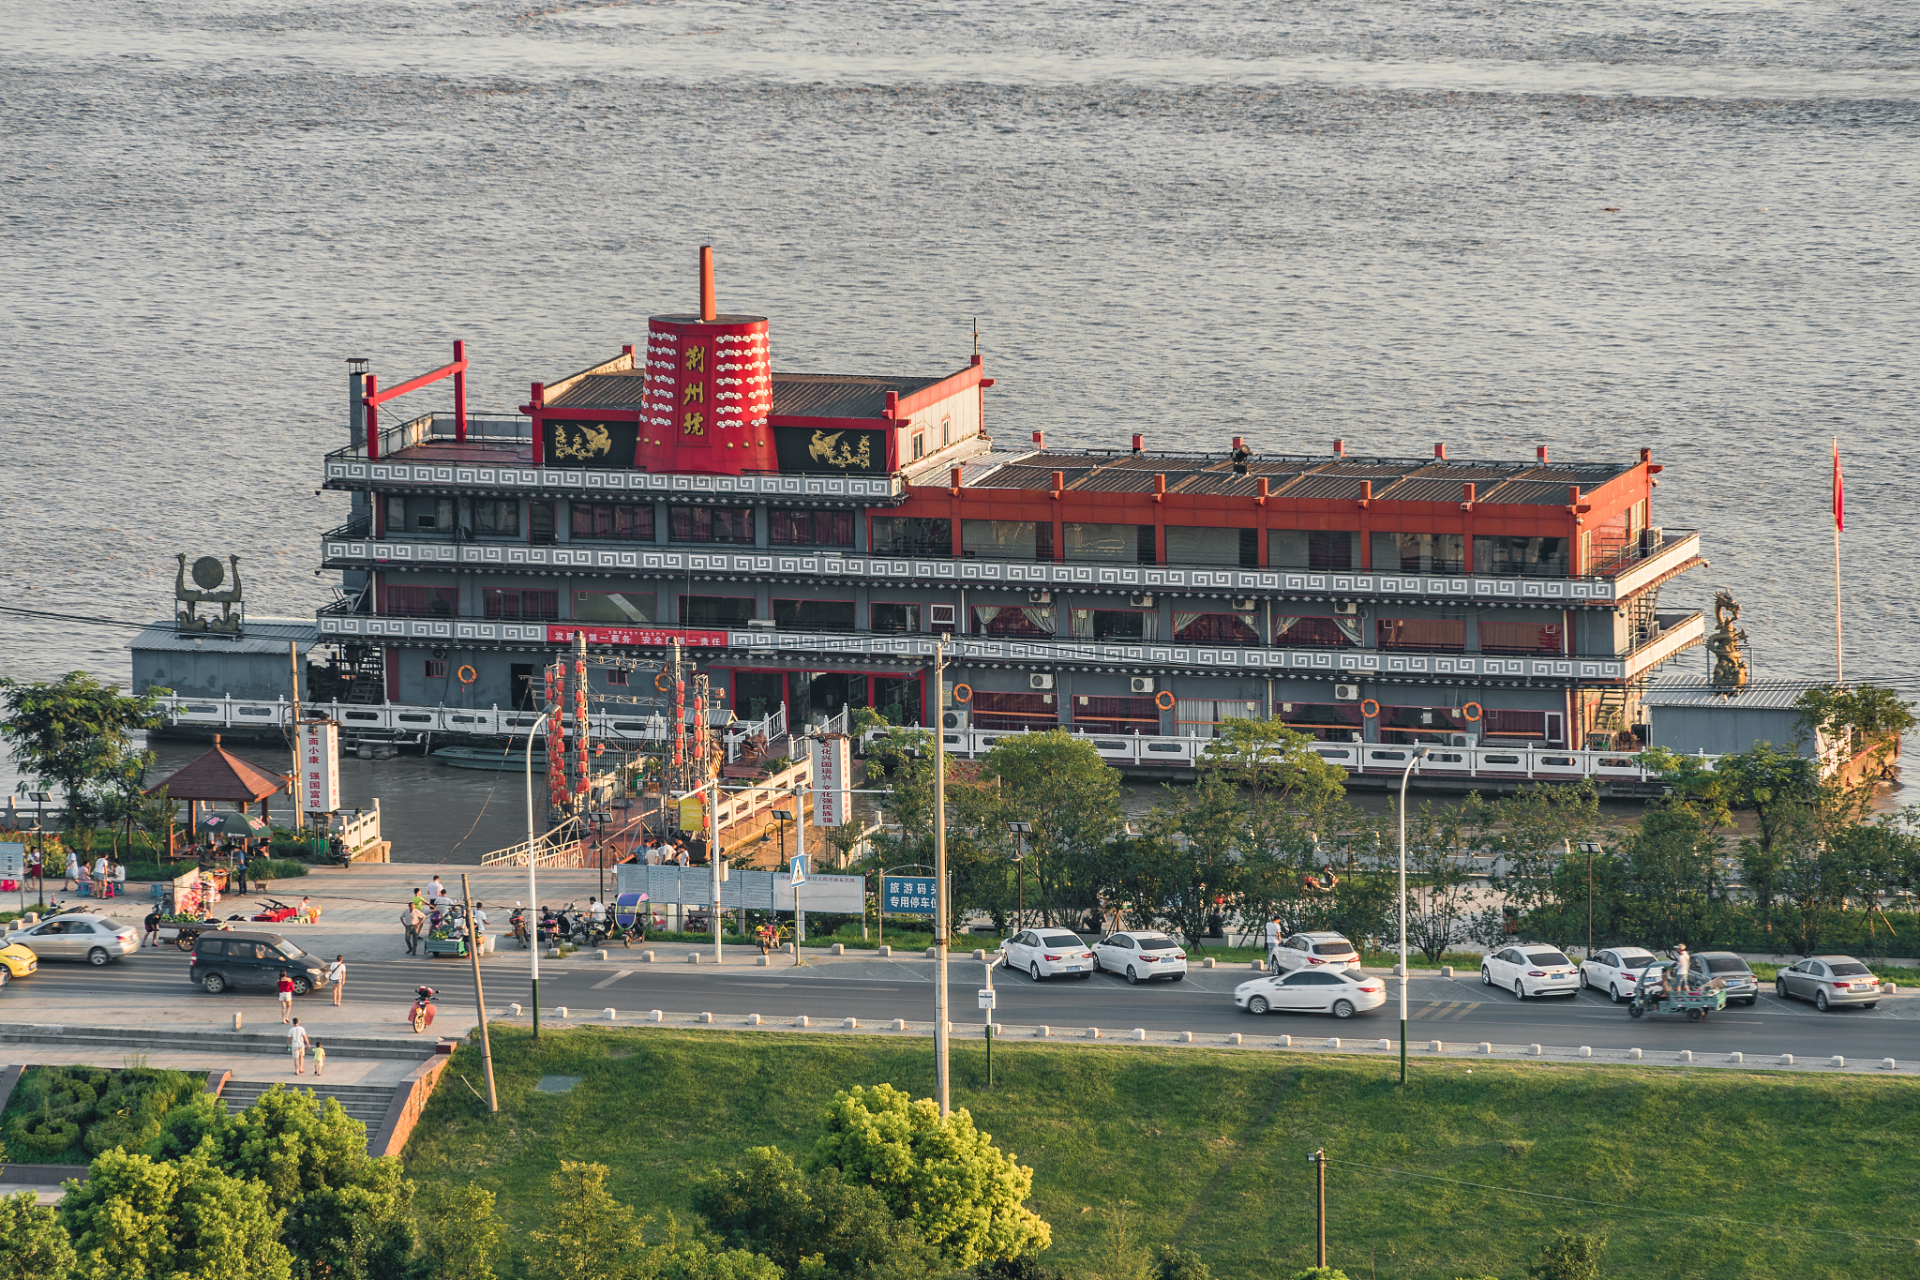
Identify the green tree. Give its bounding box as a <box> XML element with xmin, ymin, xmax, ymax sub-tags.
<box><xmin>415</xmin><ymin>1183</ymin><xmax>506</xmax><ymax>1280</ymax></box>
<box><xmin>810</xmin><ymin>1084</ymin><xmax>1051</xmax><ymax>1267</ymax></box>
<box><xmin>1286</xmin><ymin>1270</ymin><xmax>1354</xmax><ymax>1280</ymax></box>
<box><xmin>979</xmin><ymin>732</ymin><xmax>1124</xmax><ymax>929</ymax></box>
<box><xmin>524</xmin><ymin>1161</ymin><xmax>649</xmax><ymax>1280</ymax></box>
<box><xmin>1794</xmin><ymin>683</ymin><xmax>1916</xmax><ymax>765</ymax></box>
<box><xmin>1119</xmin><ymin>774</ymin><xmax>1246</xmax><ymax>949</ymax></box>
<box><xmin>0</xmin><ymin>673</ymin><xmax>159</xmax><ymax>833</ymax></box>
<box><xmin>1470</xmin><ymin>782</ymin><xmax>1601</xmax><ymax>948</ymax></box>
<box><xmin>1389</xmin><ymin>799</ymin><xmax>1481</xmax><ymax>963</ymax></box>
<box><xmin>1711</xmin><ymin>744</ymin><xmax>1821</xmax><ymax>929</ymax></box>
<box><xmin>1199</xmin><ymin>717</ymin><xmax>1348</xmax><ymax>820</ymax></box>
<box><xmin>1612</xmin><ymin>801</ymin><xmax>1725</xmax><ymax>950</ymax></box>
<box><xmin>61</xmin><ymin>1149</ymin><xmax>293</xmax><ymax>1280</ymax></box>
<box><xmin>1527</xmin><ymin>1231</ymin><xmax>1604</xmax><ymax>1280</ymax></box>
<box><xmin>694</xmin><ymin>1146</ymin><xmax>940</xmax><ymax>1280</ymax></box>
<box><xmin>1151</xmin><ymin>1244</ymin><xmax>1214</xmax><ymax>1280</ymax></box>
<box><xmin>0</xmin><ymin>1189</ymin><xmax>76</xmax><ymax>1280</ymax></box>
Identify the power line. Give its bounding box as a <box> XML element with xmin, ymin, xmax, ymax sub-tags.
<box><xmin>0</xmin><ymin>605</ymin><xmax>162</xmax><ymax>631</ymax></box>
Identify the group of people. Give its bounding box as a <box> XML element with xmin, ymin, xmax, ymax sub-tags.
<box><xmin>399</xmin><ymin>879</ymin><xmax>491</xmax><ymax>955</ymax></box>
<box><xmin>57</xmin><ymin>852</ymin><xmax>128</xmax><ymax>898</ymax></box>
<box><xmin>637</xmin><ymin>835</ymin><xmax>694</xmax><ymax>866</ymax></box>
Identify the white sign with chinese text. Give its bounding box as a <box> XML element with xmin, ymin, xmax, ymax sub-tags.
<box><xmin>810</xmin><ymin>735</ymin><xmax>851</xmax><ymax>827</ymax></box>
<box><xmin>299</xmin><ymin>721</ymin><xmax>340</xmax><ymax>817</ymax></box>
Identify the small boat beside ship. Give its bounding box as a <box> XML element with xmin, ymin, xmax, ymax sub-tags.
<box><xmin>431</xmin><ymin>746</ymin><xmax>546</xmax><ymax>772</ymax></box>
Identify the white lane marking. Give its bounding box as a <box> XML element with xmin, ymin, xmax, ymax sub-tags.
<box><xmin>590</xmin><ymin>969</ymin><xmax>633</xmax><ymax>990</ymax></box>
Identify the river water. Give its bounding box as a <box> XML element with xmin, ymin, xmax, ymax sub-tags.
<box><xmin>1</xmin><ymin>1</ymin><xmax>1914</xmax><ymax>857</ymax></box>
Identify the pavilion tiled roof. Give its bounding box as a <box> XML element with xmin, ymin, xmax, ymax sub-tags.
<box><xmin>145</xmin><ymin>736</ymin><xmax>286</xmax><ymax>803</ymax></box>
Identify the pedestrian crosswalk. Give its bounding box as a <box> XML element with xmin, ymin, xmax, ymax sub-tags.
<box><xmin>1413</xmin><ymin>1000</ymin><xmax>1482</xmax><ymax>1021</ymax></box>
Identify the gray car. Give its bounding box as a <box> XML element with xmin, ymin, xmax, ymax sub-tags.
<box><xmin>1776</xmin><ymin>955</ymin><xmax>1880</xmax><ymax>1011</ymax></box>
<box><xmin>11</xmin><ymin>913</ymin><xmax>139</xmax><ymax>966</ymax></box>
<box><xmin>1694</xmin><ymin>952</ymin><xmax>1759</xmax><ymax>1006</ymax></box>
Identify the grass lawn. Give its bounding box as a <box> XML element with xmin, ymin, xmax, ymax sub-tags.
<box><xmin>403</xmin><ymin>1027</ymin><xmax>1920</xmax><ymax>1280</ymax></box>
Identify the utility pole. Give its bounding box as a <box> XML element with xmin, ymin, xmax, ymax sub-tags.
<box><xmin>288</xmin><ymin>641</ymin><xmax>304</xmax><ymax>844</ymax></box>
<box><xmin>460</xmin><ymin>873</ymin><xmax>498</xmax><ymax>1113</ymax></box>
<box><xmin>1310</xmin><ymin>1148</ymin><xmax>1327</xmax><ymax>1268</ymax></box>
<box><xmin>1582</xmin><ymin>836</ymin><xmax>1592</xmax><ymax>958</ymax></box>
<box><xmin>933</xmin><ymin>635</ymin><xmax>951</xmax><ymax>1116</ymax></box>
<box><xmin>794</xmin><ymin>779</ymin><xmax>808</xmax><ymax>960</ymax></box>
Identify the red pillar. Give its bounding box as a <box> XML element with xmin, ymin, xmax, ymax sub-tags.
<box><xmin>365</xmin><ymin>374</ymin><xmax>380</xmax><ymax>459</ymax></box>
<box><xmin>453</xmin><ymin>340</ymin><xmax>467</xmax><ymax>442</ymax></box>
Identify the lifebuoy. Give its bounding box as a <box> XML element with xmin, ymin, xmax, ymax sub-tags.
<box><xmin>1462</xmin><ymin>701</ymin><xmax>1483</xmax><ymax>722</ymax></box>
<box><xmin>456</xmin><ymin>664</ymin><xmax>478</xmax><ymax>685</ymax></box>
<box><xmin>1154</xmin><ymin>689</ymin><xmax>1175</xmax><ymax>711</ymax></box>
<box><xmin>952</xmin><ymin>683</ymin><xmax>973</xmax><ymax>704</ymax></box>
<box><xmin>655</xmin><ymin>672</ymin><xmax>672</xmax><ymax>693</ymax></box>
<box><xmin>1359</xmin><ymin>698</ymin><xmax>1380</xmax><ymax>718</ymax></box>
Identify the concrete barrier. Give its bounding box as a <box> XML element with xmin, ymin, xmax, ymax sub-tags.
<box><xmin>372</xmin><ymin>1054</ymin><xmax>453</xmax><ymax>1158</ymax></box>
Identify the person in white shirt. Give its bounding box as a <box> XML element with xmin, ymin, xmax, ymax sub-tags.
<box><xmin>287</xmin><ymin>1019</ymin><xmax>310</xmax><ymax>1074</ymax></box>
<box><xmin>471</xmin><ymin>903</ymin><xmax>490</xmax><ymax>951</ymax></box>
<box><xmin>676</xmin><ymin>845</ymin><xmax>690</xmax><ymax>868</ymax></box>
<box><xmin>588</xmin><ymin>898</ymin><xmax>607</xmax><ymax>930</ymax></box>
<box><xmin>326</xmin><ymin>955</ymin><xmax>346</xmax><ymax>1006</ymax></box>
<box><xmin>1264</xmin><ymin>919</ymin><xmax>1282</xmax><ymax>970</ymax></box>
<box><xmin>429</xmin><ymin>876</ymin><xmax>446</xmax><ymax>903</ymax></box>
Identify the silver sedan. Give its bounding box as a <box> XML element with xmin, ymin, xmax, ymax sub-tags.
<box><xmin>1775</xmin><ymin>956</ymin><xmax>1880</xmax><ymax>1011</ymax></box>
<box><xmin>12</xmin><ymin>914</ymin><xmax>140</xmax><ymax>966</ymax></box>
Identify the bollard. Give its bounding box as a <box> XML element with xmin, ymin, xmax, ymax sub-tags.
<box><xmin>1884</xmin><ymin>1058</ymin><xmax>1897</xmax><ymax>1070</ymax></box>
<box><xmin>1530</xmin><ymin>1044</ymin><xmax>1543</xmax><ymax>1056</ymax></box>
<box><xmin>1133</xmin><ymin>1028</ymin><xmax>1147</xmax><ymax>1041</ymax></box>
<box><xmin>925</xmin><ymin>947</ymin><xmax>938</xmax><ymax>959</ymax></box>
<box><xmin>973</xmin><ymin>949</ymin><xmax>986</xmax><ymax>961</ymax></box>
<box><xmin>1578</xmin><ymin>1046</ymin><xmax>1592</xmax><ymax>1058</ymax></box>
<box><xmin>1202</xmin><ymin>957</ymin><xmax>1216</xmax><ymax>969</ymax></box>
<box><xmin>233</xmin><ymin>1013</ymin><xmax>243</xmax><ymax>1031</ymax></box>
<box><xmin>604</xmin><ymin>1008</ymin><xmax>617</xmax><ymax>1020</ymax></box>
<box><xmin>756</xmin><ymin>956</ymin><xmax>770</xmax><ymax>967</ymax></box>
<box><xmin>546</xmin><ymin>947</ymin><xmax>562</xmax><ymax>958</ymax></box>
<box><xmin>1376</xmin><ymin>1038</ymin><xmax>1390</xmax><ymax>1051</ymax></box>
<box><xmin>832</xmin><ymin>943</ymin><xmax>845</xmax><ymax>955</ymax></box>
<box><xmin>596</xmin><ymin>949</ymin><xmax>608</xmax><ymax>963</ymax></box>
<box><xmin>510</xmin><ymin>1003</ymin><xmax>522</xmax><ymax>1016</ymax></box>
<box><xmin>1781</xmin><ymin>1054</ymin><xmax>1795</xmax><ymax>1066</ymax></box>
<box><xmin>747</xmin><ymin>1014</ymin><xmax>762</xmax><ymax>1025</ymax></box>
<box><xmin>1278</xmin><ymin>1034</ymin><xmax>1292</xmax><ymax>1048</ymax></box>
<box><xmin>698</xmin><ymin>1012</ymin><xmax>713</xmax><ymax>1024</ymax></box>
<box><xmin>1479</xmin><ymin>1042</ymin><xmax>1493</xmax><ymax>1054</ymax></box>
<box><xmin>1728</xmin><ymin>1051</ymin><xmax>1743</xmax><ymax>1064</ymax></box>
<box><xmin>1830</xmin><ymin>1055</ymin><xmax>1845</xmax><ymax>1068</ymax></box>
<box><xmin>1327</xmin><ymin>1037</ymin><xmax>1341</xmax><ymax>1049</ymax></box>
<box><xmin>1086</xmin><ymin>1027</ymin><xmax>1101</xmax><ymax>1039</ymax></box>
<box><xmin>688</xmin><ymin>952</ymin><xmax>701</xmax><ymax>964</ymax></box>
<box><xmin>648</xmin><ymin>1009</ymin><xmax>663</xmax><ymax>1022</ymax></box>
<box><xmin>1394</xmin><ymin>963</ymin><xmax>1405</xmax><ymax>976</ymax></box>
<box><xmin>643</xmin><ymin>951</ymin><xmax>656</xmax><ymax>963</ymax></box>
<box><xmin>1250</xmin><ymin>960</ymin><xmax>1263</xmax><ymax>970</ymax></box>
<box><xmin>1179</xmin><ymin>1031</ymin><xmax>1194</xmax><ymax>1043</ymax></box>
<box><xmin>1442</xmin><ymin>965</ymin><xmax>1454</xmax><ymax>977</ymax></box>
<box><xmin>891</xmin><ymin>1018</ymin><xmax>906</xmax><ymax>1031</ymax></box>
<box><xmin>1429</xmin><ymin>1040</ymin><xmax>1443</xmax><ymax>1053</ymax></box>
<box><xmin>1036</xmin><ymin>1025</ymin><xmax>1051</xmax><ymax>1037</ymax></box>
<box><xmin>877</xmin><ymin>945</ymin><xmax>890</xmax><ymax>957</ymax></box>
<box><xmin>1627</xmin><ymin>1047</ymin><xmax>1642</xmax><ymax>1060</ymax></box>
<box><xmin>795</xmin><ymin>1015</ymin><xmax>809</xmax><ymax>1028</ymax></box>
<box><xmin>1679</xmin><ymin>1050</ymin><xmax>1692</xmax><ymax>1063</ymax></box>
<box><xmin>844</xmin><ymin>1017</ymin><xmax>859</xmax><ymax>1030</ymax></box>
<box><xmin>556</xmin><ymin>1007</ymin><xmax>569</xmax><ymax>1019</ymax></box>
<box><xmin>1228</xmin><ymin>1032</ymin><xmax>1243</xmax><ymax>1045</ymax></box>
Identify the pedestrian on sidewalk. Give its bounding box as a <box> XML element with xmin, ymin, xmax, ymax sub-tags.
<box><xmin>327</xmin><ymin>955</ymin><xmax>346</xmax><ymax>1005</ymax></box>
<box><xmin>92</xmin><ymin>855</ymin><xmax>109</xmax><ymax>897</ymax></box>
<box><xmin>278</xmin><ymin>970</ymin><xmax>295</xmax><ymax>1023</ymax></box>
<box><xmin>288</xmin><ymin>1018</ymin><xmax>309</xmax><ymax>1074</ymax></box>
<box><xmin>401</xmin><ymin>904</ymin><xmax>423</xmax><ymax>955</ymax></box>
<box><xmin>471</xmin><ymin>903</ymin><xmax>489</xmax><ymax>952</ymax></box>
<box><xmin>63</xmin><ymin>851</ymin><xmax>79</xmax><ymax>891</ymax></box>
<box><xmin>410</xmin><ymin>887</ymin><xmax>425</xmax><ymax>913</ymax></box>
<box><xmin>429</xmin><ymin>876</ymin><xmax>446</xmax><ymax>904</ymax></box>
<box><xmin>234</xmin><ymin>847</ymin><xmax>248</xmax><ymax>895</ymax></box>
<box><xmin>144</xmin><ymin>908</ymin><xmax>161</xmax><ymax>948</ymax></box>
<box><xmin>114</xmin><ymin>859</ymin><xmax>127</xmax><ymax>896</ymax></box>
<box><xmin>312</xmin><ymin>1040</ymin><xmax>326</xmax><ymax>1077</ymax></box>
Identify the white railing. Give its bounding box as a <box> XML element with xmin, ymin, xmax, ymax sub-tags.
<box><xmin>480</xmin><ymin>823</ymin><xmax>584</xmax><ymax>867</ymax></box>
<box><xmin>324</xmin><ymin>802</ymin><xmax>383</xmax><ymax>852</ymax></box>
<box><xmin>324</xmin><ymin>456</ymin><xmax>905</xmax><ymax>502</ymax></box>
<box><xmin>684</xmin><ymin>755</ymin><xmax>814</xmax><ymax>832</ymax></box>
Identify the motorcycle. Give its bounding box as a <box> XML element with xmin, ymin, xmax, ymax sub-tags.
<box><xmin>410</xmin><ymin>986</ymin><xmax>438</xmax><ymax>1033</ymax></box>
<box><xmin>510</xmin><ymin>908</ymin><xmax>531</xmax><ymax>949</ymax></box>
<box><xmin>537</xmin><ymin>908</ymin><xmax>561</xmax><ymax>949</ymax></box>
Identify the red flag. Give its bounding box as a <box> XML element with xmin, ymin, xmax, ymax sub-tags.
<box><xmin>1832</xmin><ymin>438</ymin><xmax>1845</xmax><ymax>532</ymax></box>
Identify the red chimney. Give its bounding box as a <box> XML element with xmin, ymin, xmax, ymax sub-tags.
<box><xmin>1032</xmin><ymin>430</ymin><xmax>1045</xmax><ymax>449</ymax></box>
<box><xmin>1333</xmin><ymin>439</ymin><xmax>1346</xmax><ymax>457</ymax></box>
<box><xmin>1433</xmin><ymin>442</ymin><xmax>1447</xmax><ymax>460</ymax></box>
<box><xmin>699</xmin><ymin>245</ymin><xmax>716</xmax><ymax>322</ymax></box>
<box><xmin>1131</xmin><ymin>434</ymin><xmax>1145</xmax><ymax>453</ymax></box>
<box><xmin>1536</xmin><ymin>445</ymin><xmax>1549</xmax><ymax>463</ymax></box>
<box><xmin>1232</xmin><ymin>436</ymin><xmax>1245</xmax><ymax>451</ymax></box>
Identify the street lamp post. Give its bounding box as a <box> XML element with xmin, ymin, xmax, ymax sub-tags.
<box><xmin>933</xmin><ymin>635</ymin><xmax>951</xmax><ymax>1117</ymax></box>
<box><xmin>524</xmin><ymin>709</ymin><xmax>552</xmax><ymax>1039</ymax></box>
<box><xmin>1007</xmin><ymin>822</ymin><xmax>1031</xmax><ymax>928</ymax></box>
<box><xmin>1397</xmin><ymin>745</ymin><xmax>1429</xmax><ymax>1086</ymax></box>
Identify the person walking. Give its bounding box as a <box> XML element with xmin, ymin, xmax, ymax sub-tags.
<box><xmin>287</xmin><ymin>1018</ymin><xmax>309</xmax><ymax>1074</ymax></box>
<box><xmin>327</xmin><ymin>955</ymin><xmax>346</xmax><ymax>1005</ymax></box>
<box><xmin>63</xmin><ymin>851</ymin><xmax>79</xmax><ymax>891</ymax></box>
<box><xmin>1264</xmin><ymin>918</ymin><xmax>1282</xmax><ymax>971</ymax></box>
<box><xmin>312</xmin><ymin>1039</ymin><xmax>326</xmax><ymax>1077</ymax></box>
<box><xmin>401</xmin><ymin>903</ymin><xmax>424</xmax><ymax>955</ymax></box>
<box><xmin>143</xmin><ymin>907</ymin><xmax>162</xmax><ymax>948</ymax></box>
<box><xmin>278</xmin><ymin>970</ymin><xmax>296</xmax><ymax>1023</ymax></box>
<box><xmin>410</xmin><ymin>887</ymin><xmax>425</xmax><ymax>913</ymax></box>
<box><xmin>471</xmin><ymin>903</ymin><xmax>490</xmax><ymax>953</ymax></box>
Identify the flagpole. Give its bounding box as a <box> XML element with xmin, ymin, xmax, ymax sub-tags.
<box><xmin>1833</xmin><ymin>437</ymin><xmax>1845</xmax><ymax>685</ymax></box>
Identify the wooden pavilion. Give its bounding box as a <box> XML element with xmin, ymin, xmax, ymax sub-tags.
<box><xmin>145</xmin><ymin>734</ymin><xmax>288</xmax><ymax>856</ymax></box>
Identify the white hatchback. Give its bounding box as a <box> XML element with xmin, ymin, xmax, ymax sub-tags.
<box><xmin>1482</xmin><ymin>945</ymin><xmax>1580</xmax><ymax>999</ymax></box>
<box><xmin>1002</xmin><ymin>929</ymin><xmax>1096</xmax><ymax>981</ymax></box>
<box><xmin>1579</xmin><ymin>947</ymin><xmax>1656</xmax><ymax>1003</ymax></box>
<box><xmin>1235</xmin><ymin>968</ymin><xmax>1386</xmax><ymax>1018</ymax></box>
<box><xmin>1092</xmin><ymin>931</ymin><xmax>1188</xmax><ymax>984</ymax></box>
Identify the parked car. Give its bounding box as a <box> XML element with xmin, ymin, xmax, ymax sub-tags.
<box><xmin>1481</xmin><ymin>945</ymin><xmax>1579</xmax><ymax>999</ymax></box>
<box><xmin>1268</xmin><ymin>931</ymin><xmax>1360</xmax><ymax>973</ymax></box>
<box><xmin>188</xmin><ymin>930</ymin><xmax>328</xmax><ymax>995</ymax></box>
<box><xmin>1092</xmin><ymin>931</ymin><xmax>1188</xmax><ymax>984</ymax></box>
<box><xmin>1235</xmin><ymin>968</ymin><xmax>1386</xmax><ymax>1018</ymax></box>
<box><xmin>10</xmin><ymin>914</ymin><xmax>138</xmax><ymax>966</ymax></box>
<box><xmin>0</xmin><ymin>940</ymin><xmax>39</xmax><ymax>979</ymax></box>
<box><xmin>1694</xmin><ymin>951</ymin><xmax>1760</xmax><ymax>1006</ymax></box>
<box><xmin>1003</xmin><ymin>929</ymin><xmax>1095</xmax><ymax>981</ymax></box>
<box><xmin>1579</xmin><ymin>947</ymin><xmax>1656</xmax><ymax>1003</ymax></box>
<box><xmin>1775</xmin><ymin>956</ymin><xmax>1879</xmax><ymax>1011</ymax></box>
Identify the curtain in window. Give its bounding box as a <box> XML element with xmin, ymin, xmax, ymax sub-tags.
<box><xmin>972</xmin><ymin>606</ymin><xmax>1054</xmax><ymax>638</ymax></box>
<box><xmin>1480</xmin><ymin>621</ymin><xmax>1562</xmax><ymax>655</ymax></box>
<box><xmin>1275</xmin><ymin>616</ymin><xmax>1359</xmax><ymax>648</ymax></box>
<box><xmin>384</xmin><ymin>585</ymin><xmax>456</xmax><ymax>617</ymax></box>
<box><xmin>1172</xmin><ymin>613</ymin><xmax>1261</xmax><ymax>644</ymax></box>
<box><xmin>1376</xmin><ymin>619</ymin><xmax>1466</xmax><ymax>652</ymax></box>
<box><xmin>670</xmin><ymin>506</ymin><xmax>754</xmax><ymax>543</ymax></box>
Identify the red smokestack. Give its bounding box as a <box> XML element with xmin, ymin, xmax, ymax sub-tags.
<box><xmin>699</xmin><ymin>245</ymin><xmax>716</xmax><ymax>322</ymax></box>
<box><xmin>1333</xmin><ymin>440</ymin><xmax>1346</xmax><ymax>457</ymax></box>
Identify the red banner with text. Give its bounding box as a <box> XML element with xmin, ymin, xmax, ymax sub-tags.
<box><xmin>544</xmin><ymin>625</ymin><xmax>731</xmax><ymax>648</ymax></box>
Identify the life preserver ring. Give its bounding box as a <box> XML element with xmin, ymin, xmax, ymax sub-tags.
<box><xmin>654</xmin><ymin>672</ymin><xmax>672</xmax><ymax>693</ymax></box>
<box><xmin>1462</xmin><ymin>701</ymin><xmax>1483</xmax><ymax>722</ymax></box>
<box><xmin>1359</xmin><ymin>698</ymin><xmax>1380</xmax><ymax>719</ymax></box>
<box><xmin>1154</xmin><ymin>690</ymin><xmax>1175</xmax><ymax>711</ymax></box>
<box><xmin>952</xmin><ymin>683</ymin><xmax>973</xmax><ymax>704</ymax></box>
<box><xmin>456</xmin><ymin>664</ymin><xmax>478</xmax><ymax>685</ymax></box>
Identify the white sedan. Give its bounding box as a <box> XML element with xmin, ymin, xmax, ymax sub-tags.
<box><xmin>1481</xmin><ymin>946</ymin><xmax>1579</xmax><ymax>999</ymax></box>
<box><xmin>1092</xmin><ymin>931</ymin><xmax>1188</xmax><ymax>984</ymax></box>
<box><xmin>1002</xmin><ymin>929</ymin><xmax>1095</xmax><ymax>981</ymax></box>
<box><xmin>1579</xmin><ymin>947</ymin><xmax>1656</xmax><ymax>1003</ymax></box>
<box><xmin>1235</xmin><ymin>969</ymin><xmax>1386</xmax><ymax>1019</ymax></box>
<box><xmin>1267</xmin><ymin>930</ymin><xmax>1360</xmax><ymax>973</ymax></box>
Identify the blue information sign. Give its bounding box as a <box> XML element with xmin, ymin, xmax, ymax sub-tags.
<box><xmin>882</xmin><ymin>875</ymin><xmax>937</xmax><ymax>916</ymax></box>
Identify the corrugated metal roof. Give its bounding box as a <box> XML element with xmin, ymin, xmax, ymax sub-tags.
<box><xmin>769</xmin><ymin>374</ymin><xmax>945</xmax><ymax>419</ymax></box>
<box><xmin>546</xmin><ymin>371</ymin><xmax>648</xmax><ymax>409</ymax></box>
<box><xmin>1374</xmin><ymin>476</ymin><xmax>1479</xmax><ymax>502</ymax></box>
<box><xmin>127</xmin><ymin>619</ymin><xmax>321</xmax><ymax>657</ymax></box>
<box><xmin>1280</xmin><ymin>475</ymin><xmax>1377</xmax><ymax>500</ymax></box>
<box><xmin>1479</xmin><ymin>480</ymin><xmax>1580</xmax><ymax>506</ymax></box>
<box><xmin>1643</xmin><ymin>681</ymin><xmax>1819</xmax><ymax>710</ymax></box>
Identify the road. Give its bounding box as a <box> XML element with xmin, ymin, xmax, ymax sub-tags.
<box><xmin>9</xmin><ymin>949</ymin><xmax>1918</xmax><ymax>1064</ymax></box>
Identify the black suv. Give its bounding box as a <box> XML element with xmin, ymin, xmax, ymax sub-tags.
<box><xmin>189</xmin><ymin>930</ymin><xmax>328</xmax><ymax>996</ymax></box>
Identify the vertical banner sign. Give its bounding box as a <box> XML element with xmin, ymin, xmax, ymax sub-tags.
<box><xmin>811</xmin><ymin>735</ymin><xmax>852</xmax><ymax>827</ymax></box>
<box><xmin>299</xmin><ymin>722</ymin><xmax>340</xmax><ymax>816</ymax></box>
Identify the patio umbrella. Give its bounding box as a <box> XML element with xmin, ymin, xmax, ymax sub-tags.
<box><xmin>198</xmin><ymin>812</ymin><xmax>269</xmax><ymax>834</ymax></box>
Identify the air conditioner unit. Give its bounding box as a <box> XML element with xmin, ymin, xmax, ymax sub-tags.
<box><xmin>929</xmin><ymin>604</ymin><xmax>957</xmax><ymax>627</ymax></box>
<box><xmin>1028</xmin><ymin>591</ymin><xmax>1052</xmax><ymax>605</ymax></box>
<box><xmin>1447</xmin><ymin>733</ymin><xmax>1474</xmax><ymax>747</ymax></box>
<box><xmin>1129</xmin><ymin>594</ymin><xmax>1155</xmax><ymax>608</ymax></box>
<box><xmin>1332</xmin><ymin>602</ymin><xmax>1360</xmax><ymax>617</ymax></box>
<box><xmin>1130</xmin><ymin>677</ymin><xmax>1156</xmax><ymax>694</ymax></box>
<box><xmin>1333</xmin><ymin>683</ymin><xmax>1362</xmax><ymax>702</ymax></box>
<box><xmin>1231</xmin><ymin>598</ymin><xmax>1258</xmax><ymax>612</ymax></box>
<box><xmin>1030</xmin><ymin>673</ymin><xmax>1054</xmax><ymax>691</ymax></box>
<box><xmin>942</xmin><ymin>710</ymin><xmax>969</xmax><ymax>731</ymax></box>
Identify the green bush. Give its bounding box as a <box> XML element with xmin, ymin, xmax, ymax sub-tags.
<box><xmin>7</xmin><ymin>1114</ymin><xmax>79</xmax><ymax>1157</ymax></box>
<box><xmin>0</xmin><ymin>1066</ymin><xmax>198</xmax><ymax>1163</ymax></box>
